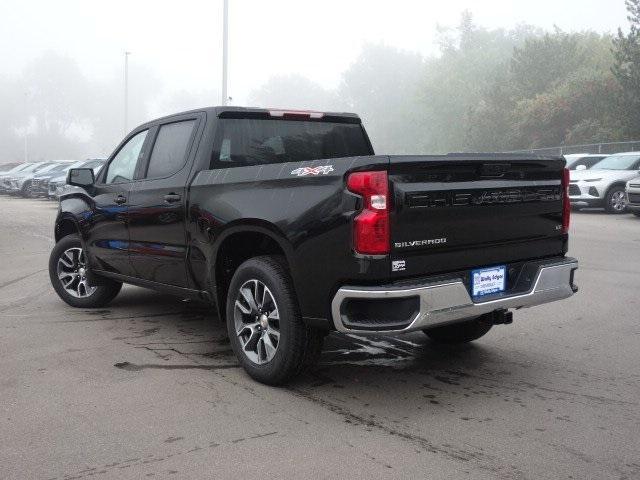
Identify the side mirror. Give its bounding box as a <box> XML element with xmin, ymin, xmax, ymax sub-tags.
<box><xmin>575</xmin><ymin>164</ymin><xmax>587</xmax><ymax>171</ymax></box>
<box><xmin>67</xmin><ymin>168</ymin><xmax>95</xmax><ymax>187</ymax></box>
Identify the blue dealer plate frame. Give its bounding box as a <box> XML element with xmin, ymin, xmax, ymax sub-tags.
<box><xmin>471</xmin><ymin>265</ymin><xmax>507</xmax><ymax>298</ymax></box>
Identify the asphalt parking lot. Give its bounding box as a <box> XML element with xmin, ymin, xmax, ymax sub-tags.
<box><xmin>1</xmin><ymin>196</ymin><xmax>639</xmax><ymax>480</ymax></box>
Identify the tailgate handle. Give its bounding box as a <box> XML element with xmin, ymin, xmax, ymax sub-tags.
<box><xmin>480</xmin><ymin>163</ymin><xmax>510</xmax><ymax>177</ymax></box>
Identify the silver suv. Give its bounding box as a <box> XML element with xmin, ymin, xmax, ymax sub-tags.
<box><xmin>569</xmin><ymin>152</ymin><xmax>640</xmax><ymax>214</ymax></box>
<box><xmin>626</xmin><ymin>176</ymin><xmax>640</xmax><ymax>217</ymax></box>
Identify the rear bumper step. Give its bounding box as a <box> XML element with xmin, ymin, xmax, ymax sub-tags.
<box><xmin>331</xmin><ymin>257</ymin><xmax>578</xmax><ymax>334</ymax></box>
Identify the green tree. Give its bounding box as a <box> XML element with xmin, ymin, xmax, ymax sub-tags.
<box><xmin>0</xmin><ymin>51</ymin><xmax>160</xmax><ymax>161</ymax></box>
<box><xmin>511</xmin><ymin>73</ymin><xmax>623</xmax><ymax>148</ymax></box>
<box><xmin>612</xmin><ymin>0</ymin><xmax>640</xmax><ymax>137</ymax></box>
<box><xmin>340</xmin><ymin>43</ymin><xmax>424</xmax><ymax>154</ymax></box>
<box><xmin>511</xmin><ymin>29</ymin><xmax>585</xmax><ymax>97</ymax></box>
<box><xmin>0</xmin><ymin>75</ymin><xmax>23</xmax><ymax>162</ymax></box>
<box><xmin>419</xmin><ymin>15</ymin><xmax>533</xmax><ymax>153</ymax></box>
<box><xmin>248</xmin><ymin>74</ymin><xmax>339</xmax><ymax>112</ymax></box>
<box><xmin>467</xmin><ymin>29</ymin><xmax>620</xmax><ymax>151</ymax></box>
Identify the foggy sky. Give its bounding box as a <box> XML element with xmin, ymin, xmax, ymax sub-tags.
<box><xmin>0</xmin><ymin>0</ymin><xmax>629</xmax><ymax>112</ymax></box>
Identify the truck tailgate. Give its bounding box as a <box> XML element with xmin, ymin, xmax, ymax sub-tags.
<box><xmin>388</xmin><ymin>154</ymin><xmax>567</xmax><ymax>278</ymax></box>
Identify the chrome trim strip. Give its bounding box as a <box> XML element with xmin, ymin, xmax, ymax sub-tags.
<box><xmin>331</xmin><ymin>259</ymin><xmax>578</xmax><ymax>334</ymax></box>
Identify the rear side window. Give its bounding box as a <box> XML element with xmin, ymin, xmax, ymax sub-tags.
<box><xmin>145</xmin><ymin>120</ymin><xmax>195</xmax><ymax>179</ymax></box>
<box><xmin>211</xmin><ymin>119</ymin><xmax>372</xmax><ymax>168</ymax></box>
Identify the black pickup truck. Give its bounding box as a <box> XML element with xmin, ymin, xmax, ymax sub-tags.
<box><xmin>49</xmin><ymin>107</ymin><xmax>578</xmax><ymax>384</ymax></box>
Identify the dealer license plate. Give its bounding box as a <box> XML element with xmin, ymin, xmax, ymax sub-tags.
<box><xmin>471</xmin><ymin>265</ymin><xmax>506</xmax><ymax>297</ymax></box>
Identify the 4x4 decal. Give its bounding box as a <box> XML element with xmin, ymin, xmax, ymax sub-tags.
<box><xmin>291</xmin><ymin>165</ymin><xmax>334</xmax><ymax>176</ymax></box>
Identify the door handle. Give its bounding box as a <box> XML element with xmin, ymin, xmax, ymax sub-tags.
<box><xmin>164</xmin><ymin>193</ymin><xmax>181</xmax><ymax>203</ymax></box>
<box><xmin>114</xmin><ymin>195</ymin><xmax>126</xmax><ymax>205</ymax></box>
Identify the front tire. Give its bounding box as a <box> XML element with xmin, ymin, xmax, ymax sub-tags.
<box><xmin>21</xmin><ymin>182</ymin><xmax>34</xmax><ymax>198</ymax></box>
<box><xmin>423</xmin><ymin>315</ymin><xmax>493</xmax><ymax>344</ymax></box>
<box><xmin>226</xmin><ymin>255</ymin><xmax>323</xmax><ymax>385</ymax></box>
<box><xmin>604</xmin><ymin>186</ymin><xmax>627</xmax><ymax>214</ymax></box>
<box><xmin>49</xmin><ymin>234</ymin><xmax>122</xmax><ymax>308</ymax></box>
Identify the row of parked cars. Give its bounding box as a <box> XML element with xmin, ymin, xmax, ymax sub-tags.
<box><xmin>565</xmin><ymin>152</ymin><xmax>640</xmax><ymax>215</ymax></box>
<box><xmin>0</xmin><ymin>159</ymin><xmax>105</xmax><ymax>199</ymax></box>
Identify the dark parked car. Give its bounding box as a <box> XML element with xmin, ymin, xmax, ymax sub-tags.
<box><xmin>2</xmin><ymin>162</ymin><xmax>54</xmax><ymax>194</ymax></box>
<box><xmin>29</xmin><ymin>161</ymin><xmax>77</xmax><ymax>197</ymax></box>
<box><xmin>49</xmin><ymin>107</ymin><xmax>578</xmax><ymax>385</ymax></box>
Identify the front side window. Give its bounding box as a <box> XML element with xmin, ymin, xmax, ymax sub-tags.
<box><xmin>583</xmin><ymin>157</ymin><xmax>605</xmax><ymax>168</ymax></box>
<box><xmin>105</xmin><ymin>130</ymin><xmax>148</xmax><ymax>184</ymax></box>
<box><xmin>145</xmin><ymin>120</ymin><xmax>195</xmax><ymax>179</ymax></box>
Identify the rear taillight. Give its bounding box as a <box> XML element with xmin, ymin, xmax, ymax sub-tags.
<box><xmin>562</xmin><ymin>167</ymin><xmax>570</xmax><ymax>234</ymax></box>
<box><xmin>347</xmin><ymin>171</ymin><xmax>390</xmax><ymax>255</ymax></box>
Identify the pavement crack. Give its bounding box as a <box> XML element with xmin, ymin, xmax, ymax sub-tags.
<box><xmin>114</xmin><ymin>361</ymin><xmax>239</xmax><ymax>371</ymax></box>
<box><xmin>0</xmin><ymin>268</ymin><xmax>47</xmax><ymax>289</ymax></box>
<box><xmin>293</xmin><ymin>388</ymin><xmax>477</xmax><ymax>460</ymax></box>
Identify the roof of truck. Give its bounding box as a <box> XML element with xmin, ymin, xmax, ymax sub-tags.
<box><xmin>140</xmin><ymin>106</ymin><xmax>361</xmax><ymax>128</ymax></box>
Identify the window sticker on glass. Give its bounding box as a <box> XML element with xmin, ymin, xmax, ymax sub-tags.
<box><xmin>220</xmin><ymin>138</ymin><xmax>231</xmax><ymax>161</ymax></box>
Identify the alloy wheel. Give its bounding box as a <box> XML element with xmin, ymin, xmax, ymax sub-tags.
<box><xmin>56</xmin><ymin>247</ymin><xmax>97</xmax><ymax>298</ymax></box>
<box><xmin>611</xmin><ymin>190</ymin><xmax>626</xmax><ymax>212</ymax></box>
<box><xmin>233</xmin><ymin>279</ymin><xmax>280</xmax><ymax>365</ymax></box>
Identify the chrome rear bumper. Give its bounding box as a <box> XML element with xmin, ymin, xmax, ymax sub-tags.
<box><xmin>331</xmin><ymin>258</ymin><xmax>578</xmax><ymax>334</ymax></box>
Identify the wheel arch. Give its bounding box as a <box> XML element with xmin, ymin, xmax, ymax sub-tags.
<box><xmin>54</xmin><ymin>214</ymin><xmax>81</xmax><ymax>243</ymax></box>
<box><xmin>606</xmin><ymin>181</ymin><xmax>628</xmax><ymax>193</ymax></box>
<box><xmin>212</xmin><ymin>221</ymin><xmax>295</xmax><ymax>322</ymax></box>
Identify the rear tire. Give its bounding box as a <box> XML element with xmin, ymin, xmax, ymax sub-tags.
<box><xmin>633</xmin><ymin>211</ymin><xmax>640</xmax><ymax>218</ymax></box>
<box><xmin>49</xmin><ymin>234</ymin><xmax>122</xmax><ymax>308</ymax></box>
<box><xmin>423</xmin><ymin>315</ymin><xmax>493</xmax><ymax>344</ymax></box>
<box><xmin>604</xmin><ymin>186</ymin><xmax>627</xmax><ymax>214</ymax></box>
<box><xmin>226</xmin><ymin>255</ymin><xmax>324</xmax><ymax>385</ymax></box>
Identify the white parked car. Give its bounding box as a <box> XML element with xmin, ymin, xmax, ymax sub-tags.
<box><xmin>569</xmin><ymin>152</ymin><xmax>640</xmax><ymax>214</ymax></box>
<box><xmin>626</xmin><ymin>176</ymin><xmax>640</xmax><ymax>217</ymax></box>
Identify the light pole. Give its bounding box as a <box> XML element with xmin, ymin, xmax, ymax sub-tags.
<box><xmin>23</xmin><ymin>91</ymin><xmax>28</xmax><ymax>163</ymax></box>
<box><xmin>221</xmin><ymin>0</ymin><xmax>229</xmax><ymax>105</ymax></box>
<box><xmin>124</xmin><ymin>51</ymin><xmax>131</xmax><ymax>135</ymax></box>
